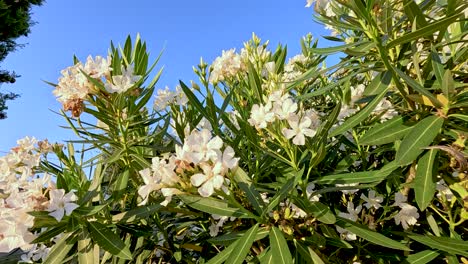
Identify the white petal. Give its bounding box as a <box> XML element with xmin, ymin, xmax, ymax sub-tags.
<box><xmin>191</xmin><ymin>173</ymin><xmax>207</xmax><ymax>187</ymax></box>
<box><xmin>49</xmin><ymin>209</ymin><xmax>65</xmax><ymax>222</ymax></box>
<box><xmin>198</xmin><ymin>182</ymin><xmax>214</xmax><ymax>197</ymax></box>
<box><xmin>282</xmin><ymin>128</ymin><xmax>295</xmax><ymax>139</ymax></box>
<box><xmin>64</xmin><ymin>203</ymin><xmax>79</xmax><ymax>216</ymax></box>
<box><xmin>293</xmin><ymin>134</ymin><xmax>306</xmax><ymax>145</ymax></box>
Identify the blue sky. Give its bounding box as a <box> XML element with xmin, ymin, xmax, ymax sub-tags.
<box><xmin>0</xmin><ymin>0</ymin><xmax>331</xmax><ymax>153</ymax></box>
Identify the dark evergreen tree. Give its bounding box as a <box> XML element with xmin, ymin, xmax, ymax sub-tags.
<box><xmin>0</xmin><ymin>0</ymin><xmax>44</xmax><ymax>119</ymax></box>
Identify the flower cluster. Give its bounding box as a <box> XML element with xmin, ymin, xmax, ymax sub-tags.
<box><xmin>53</xmin><ymin>55</ymin><xmax>142</xmax><ymax>117</ymax></box>
<box><xmin>393</xmin><ymin>193</ymin><xmax>420</xmax><ymax>230</ymax></box>
<box><xmin>153</xmin><ymin>85</ymin><xmax>188</xmax><ymax>111</ymax></box>
<box><xmin>177</xmin><ymin>128</ymin><xmax>239</xmax><ymax>197</ymax></box>
<box><xmin>0</xmin><ymin>137</ymin><xmax>79</xmax><ymax>253</ymax></box>
<box><xmin>209</xmin><ymin>49</ymin><xmax>246</xmax><ymax>84</ymax></box>
<box><xmin>138</xmin><ymin>128</ymin><xmax>239</xmax><ymax>205</ymax></box>
<box><xmin>248</xmin><ymin>90</ymin><xmax>321</xmax><ymax>145</ymax></box>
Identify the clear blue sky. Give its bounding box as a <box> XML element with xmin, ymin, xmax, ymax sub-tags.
<box><xmin>0</xmin><ymin>0</ymin><xmax>331</xmax><ymax>153</ymax></box>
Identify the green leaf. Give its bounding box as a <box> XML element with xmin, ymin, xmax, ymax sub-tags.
<box><xmin>226</xmin><ymin>224</ymin><xmax>259</xmax><ymax>264</ymax></box>
<box><xmin>294</xmin><ymin>240</ymin><xmax>325</xmax><ymax>264</ymax></box>
<box><xmin>234</xmin><ymin>167</ymin><xmax>264</xmax><ymax>215</ymax></box>
<box><xmin>414</xmin><ymin>149</ymin><xmax>438</xmax><ymax>211</ymax></box>
<box><xmin>408</xmin><ymin>234</ymin><xmax>468</xmax><ymax>257</ymax></box>
<box><xmin>293</xmin><ymin>197</ymin><xmax>336</xmax><ymax>224</ymax></box>
<box><xmin>78</xmin><ymin>231</ymin><xmax>95</xmax><ymax>264</ymax></box>
<box><xmin>405</xmin><ymin>250</ymin><xmax>439</xmax><ymax>264</ymax></box>
<box><xmin>395</xmin><ymin>115</ymin><xmax>444</xmax><ymax>165</ymax></box>
<box><xmin>359</xmin><ymin>116</ymin><xmax>413</xmax><ymax>145</ymax></box>
<box><xmin>386</xmin><ymin>13</ymin><xmax>461</xmax><ymax>49</ymax></box>
<box><xmin>44</xmin><ymin>232</ymin><xmax>74</xmax><ymax>264</ymax></box>
<box><xmin>403</xmin><ymin>0</ymin><xmax>427</xmax><ymax>28</ymax></box>
<box><xmin>32</xmin><ymin>224</ymin><xmax>67</xmax><ymax>243</ymax></box>
<box><xmin>206</xmin><ymin>240</ymin><xmax>238</xmax><ymax>264</ymax></box>
<box><xmin>264</xmin><ymin>173</ymin><xmax>299</xmax><ymax>216</ymax></box>
<box><xmin>112</xmin><ymin>204</ymin><xmax>161</xmax><ymax>223</ymax></box>
<box><xmin>336</xmin><ymin>218</ymin><xmax>410</xmax><ymax>251</ymax></box>
<box><xmin>259</xmin><ymin>249</ymin><xmax>274</xmax><ymax>264</ymax></box>
<box><xmin>87</xmin><ymin>222</ymin><xmax>132</xmax><ymax>260</ymax></box>
<box><xmin>179</xmin><ymin>80</ymin><xmax>211</xmax><ymax>123</ymax></box>
<box><xmin>247</xmin><ymin>60</ymin><xmax>263</xmax><ymax>102</ymax></box>
<box><xmin>270</xmin><ymin>227</ymin><xmax>293</xmax><ymax>264</ymax></box>
<box><xmin>179</xmin><ymin>195</ymin><xmax>252</xmax><ymax>218</ymax></box>
<box><xmin>313</xmin><ymin>169</ymin><xmax>392</xmax><ymax>185</ymax></box>
<box><xmin>112</xmin><ymin>170</ymin><xmax>129</xmax><ymax>197</ymax></box>
<box><xmin>74</xmin><ymin>204</ymin><xmax>108</xmax><ymax>216</ymax></box>
<box><xmin>363</xmin><ymin>71</ymin><xmax>393</xmax><ymax>96</ymax></box>
<box><xmin>393</xmin><ymin>67</ymin><xmax>442</xmax><ymax>107</ymax></box>
<box><xmin>442</xmin><ymin>70</ymin><xmax>455</xmax><ymax>101</ymax></box>
<box><xmin>330</xmin><ymin>72</ymin><xmax>391</xmax><ymax>136</ymax></box>
<box><xmin>431</xmin><ymin>51</ymin><xmax>445</xmax><ymax>88</ymax></box>
<box><xmin>449</xmin><ymin>114</ymin><xmax>468</xmax><ymax>122</ymax></box>
<box><xmin>29</xmin><ymin>211</ymin><xmax>59</xmax><ymax>228</ymax></box>
<box><xmin>310</xmin><ymin>41</ymin><xmax>372</xmax><ymax>55</ymax></box>
<box><xmin>208</xmin><ymin>227</ymin><xmax>269</xmax><ymax>246</ymax></box>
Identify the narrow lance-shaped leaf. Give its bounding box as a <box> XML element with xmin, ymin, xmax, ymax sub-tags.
<box><xmin>206</xmin><ymin>240</ymin><xmax>239</xmax><ymax>264</ymax></box>
<box><xmin>78</xmin><ymin>231</ymin><xmax>95</xmax><ymax>264</ymax></box>
<box><xmin>359</xmin><ymin>116</ymin><xmax>413</xmax><ymax>145</ymax></box>
<box><xmin>442</xmin><ymin>70</ymin><xmax>455</xmax><ymax>101</ymax></box>
<box><xmin>293</xmin><ymin>197</ymin><xmax>336</xmax><ymax>224</ymax></box>
<box><xmin>336</xmin><ymin>218</ymin><xmax>410</xmax><ymax>251</ymax></box>
<box><xmin>225</xmin><ymin>224</ymin><xmax>259</xmax><ymax>264</ymax></box>
<box><xmin>431</xmin><ymin>51</ymin><xmax>445</xmax><ymax>88</ymax></box>
<box><xmin>87</xmin><ymin>222</ymin><xmax>132</xmax><ymax>260</ymax></box>
<box><xmin>264</xmin><ymin>169</ymin><xmax>303</xmax><ymax>217</ymax></box>
<box><xmin>408</xmin><ymin>234</ymin><xmax>468</xmax><ymax>257</ymax></box>
<box><xmin>270</xmin><ymin>227</ymin><xmax>293</xmax><ymax>264</ymax></box>
<box><xmin>330</xmin><ymin>71</ymin><xmax>392</xmax><ymax>137</ymax></box>
<box><xmin>309</xmin><ymin>41</ymin><xmax>372</xmax><ymax>55</ymax></box>
<box><xmin>414</xmin><ymin>149</ymin><xmax>438</xmax><ymax>211</ymax></box>
<box><xmin>392</xmin><ymin>67</ymin><xmax>442</xmax><ymax>107</ymax></box>
<box><xmin>395</xmin><ymin>115</ymin><xmax>444</xmax><ymax>166</ymax></box>
<box><xmin>386</xmin><ymin>13</ymin><xmax>460</xmax><ymax>49</ymax></box>
<box><xmin>178</xmin><ymin>195</ymin><xmax>252</xmax><ymax>218</ymax></box>
<box><xmin>405</xmin><ymin>250</ymin><xmax>440</xmax><ymax>264</ymax></box>
<box><xmin>43</xmin><ymin>232</ymin><xmax>74</xmax><ymax>264</ymax></box>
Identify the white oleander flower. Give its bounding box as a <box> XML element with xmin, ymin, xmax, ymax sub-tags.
<box><xmin>84</xmin><ymin>55</ymin><xmax>111</xmax><ymax>78</ymax></box>
<box><xmin>394</xmin><ymin>203</ymin><xmax>419</xmax><ymax>230</ymax></box>
<box><xmin>185</xmin><ymin>129</ymin><xmax>223</xmax><ymax>164</ymax></box>
<box><xmin>340</xmin><ymin>201</ymin><xmax>362</xmax><ymax>221</ymax></box>
<box><xmin>209</xmin><ymin>49</ymin><xmax>245</xmax><ymax>84</ymax></box>
<box><xmin>393</xmin><ymin>192</ymin><xmax>407</xmax><ymax>207</ymax></box>
<box><xmin>20</xmin><ymin>243</ymin><xmax>50</xmax><ymax>263</ymax></box>
<box><xmin>215</xmin><ymin>146</ymin><xmax>239</xmax><ymax>175</ymax></box>
<box><xmin>191</xmin><ymin>162</ymin><xmax>225</xmax><ymax>197</ymax></box>
<box><xmin>16</xmin><ymin>137</ymin><xmax>38</xmax><ymax>152</ymax></box>
<box><xmin>282</xmin><ymin>115</ymin><xmax>317</xmax><ymax>146</ymax></box>
<box><xmin>274</xmin><ymin>97</ymin><xmax>297</xmax><ymax>120</ymax></box>
<box><xmin>53</xmin><ymin>62</ymin><xmax>89</xmax><ymax>103</ymax></box>
<box><xmin>360</xmin><ymin>190</ymin><xmax>384</xmax><ymax>209</ymax></box>
<box><xmin>209</xmin><ymin>215</ymin><xmax>233</xmax><ymax>237</ymax></box>
<box><xmin>105</xmin><ymin>65</ymin><xmax>141</xmax><ymax>93</ymax></box>
<box><xmin>153</xmin><ymin>86</ymin><xmax>176</xmax><ymax>111</ymax></box>
<box><xmin>138</xmin><ymin>157</ymin><xmax>179</xmax><ymax>206</ymax></box>
<box><xmin>436</xmin><ymin>180</ymin><xmax>453</xmax><ymax>202</ymax></box>
<box><xmin>47</xmin><ymin>189</ymin><xmax>79</xmax><ymax>222</ymax></box>
<box><xmin>336</xmin><ymin>201</ymin><xmax>361</xmax><ymax>241</ymax></box>
<box><xmin>248</xmin><ymin>103</ymin><xmax>275</xmax><ymax>129</ymax></box>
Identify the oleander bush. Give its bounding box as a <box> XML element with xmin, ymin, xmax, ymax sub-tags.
<box><xmin>1</xmin><ymin>0</ymin><xmax>467</xmax><ymax>263</ymax></box>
